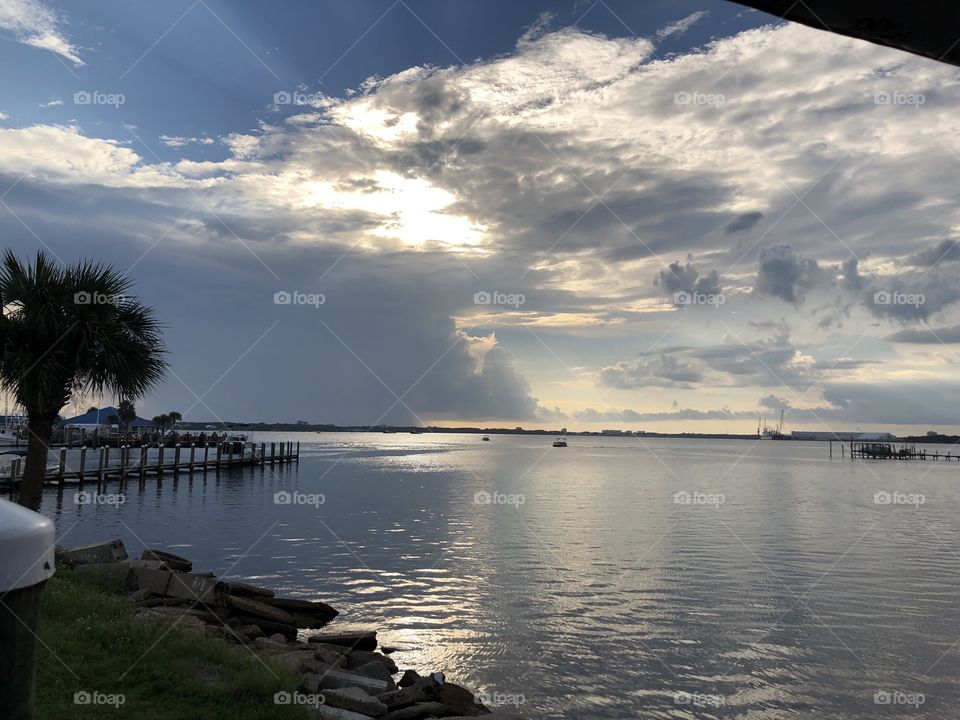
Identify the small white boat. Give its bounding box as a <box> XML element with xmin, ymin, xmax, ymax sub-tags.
<box><xmin>552</xmin><ymin>437</ymin><xmax>568</xmax><ymax>447</ymax></box>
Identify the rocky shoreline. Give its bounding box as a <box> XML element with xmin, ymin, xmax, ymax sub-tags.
<box><xmin>57</xmin><ymin>539</ymin><xmax>525</xmax><ymax>720</ymax></box>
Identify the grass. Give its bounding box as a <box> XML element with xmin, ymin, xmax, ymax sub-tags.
<box><xmin>36</xmin><ymin>569</ymin><xmax>313</xmax><ymax>719</ymax></box>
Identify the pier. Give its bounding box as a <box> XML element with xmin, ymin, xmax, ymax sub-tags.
<box><xmin>842</xmin><ymin>440</ymin><xmax>960</xmax><ymax>461</ymax></box>
<box><xmin>2</xmin><ymin>441</ymin><xmax>299</xmax><ymax>500</ymax></box>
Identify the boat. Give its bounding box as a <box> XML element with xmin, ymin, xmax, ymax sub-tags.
<box><xmin>552</xmin><ymin>437</ymin><xmax>568</xmax><ymax>447</ymax></box>
<box><xmin>481</xmin><ymin>436</ymin><xmax>490</xmax><ymax>441</ymax></box>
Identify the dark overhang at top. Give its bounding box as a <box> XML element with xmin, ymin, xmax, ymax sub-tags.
<box><xmin>731</xmin><ymin>1</ymin><xmax>960</xmax><ymax>67</ymax></box>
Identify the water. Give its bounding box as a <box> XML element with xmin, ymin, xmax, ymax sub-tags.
<box><xmin>39</xmin><ymin>433</ymin><xmax>960</xmax><ymax>718</ymax></box>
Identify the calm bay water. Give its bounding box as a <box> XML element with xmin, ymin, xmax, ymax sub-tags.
<box><xmin>40</xmin><ymin>433</ymin><xmax>960</xmax><ymax>718</ymax></box>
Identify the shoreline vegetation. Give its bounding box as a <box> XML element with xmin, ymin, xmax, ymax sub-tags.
<box><xmin>175</xmin><ymin>422</ymin><xmax>960</xmax><ymax>444</ymax></box>
<box><xmin>45</xmin><ymin>539</ymin><xmax>520</xmax><ymax>720</ymax></box>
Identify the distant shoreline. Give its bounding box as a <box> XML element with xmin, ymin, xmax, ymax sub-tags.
<box><xmin>174</xmin><ymin>423</ymin><xmax>960</xmax><ymax>444</ymax></box>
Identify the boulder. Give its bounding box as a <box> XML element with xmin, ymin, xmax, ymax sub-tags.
<box><xmin>302</xmin><ymin>668</ymin><xmax>393</xmax><ymax>695</ymax></box>
<box><xmin>166</xmin><ymin>572</ymin><xmax>228</xmax><ymax>605</ymax></box>
<box><xmin>72</xmin><ymin>560</ymin><xmax>132</xmax><ymax>585</ymax></box>
<box><xmin>228</xmin><ymin>596</ymin><xmax>296</xmax><ymax>625</ymax></box>
<box><xmin>308</xmin><ymin>631</ymin><xmax>377</xmax><ymax>651</ymax></box>
<box><xmin>381</xmin><ymin>703</ymin><xmax>447</xmax><ymax>720</ymax></box>
<box><xmin>379</xmin><ymin>676</ymin><xmax>442</xmax><ymax>710</ymax></box>
<box><xmin>437</xmin><ymin>682</ymin><xmax>490</xmax><ymax>716</ymax></box>
<box><xmin>140</xmin><ymin>548</ymin><xmax>192</xmax><ymax>572</ymax></box>
<box><xmin>323</xmin><ymin>687</ymin><xmax>388</xmax><ymax>717</ymax></box>
<box><xmin>126</xmin><ymin>566</ymin><xmax>173</xmax><ymax>596</ymax></box>
<box><xmin>62</xmin><ymin>539</ymin><xmax>127</xmax><ymax>566</ymax></box>
<box><xmin>239</xmin><ymin>624</ymin><xmax>264</xmax><ymax>641</ymax></box>
<box><xmin>217</xmin><ymin>580</ymin><xmax>275</xmax><ymax>598</ymax></box>
<box><xmin>352</xmin><ymin>661</ymin><xmax>396</xmax><ymax>687</ymax></box>
<box><xmin>312</xmin><ymin>706</ymin><xmax>376</xmax><ymax>720</ymax></box>
<box><xmin>398</xmin><ymin>670</ymin><xmax>421</xmax><ymax>688</ymax></box>
<box><xmin>262</xmin><ymin>597</ymin><xmax>338</xmax><ymax>627</ymax></box>
<box><xmin>235</xmin><ymin>615</ymin><xmax>298</xmax><ymax>638</ymax></box>
<box><xmin>347</xmin><ymin>651</ymin><xmax>398</xmax><ymax>675</ymax></box>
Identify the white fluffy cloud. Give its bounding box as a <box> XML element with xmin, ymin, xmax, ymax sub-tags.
<box><xmin>0</xmin><ymin>0</ymin><xmax>83</xmax><ymax>65</ymax></box>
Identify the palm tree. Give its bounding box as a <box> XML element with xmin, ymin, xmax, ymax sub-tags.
<box><xmin>0</xmin><ymin>251</ymin><xmax>166</xmax><ymax>510</ymax></box>
<box><xmin>116</xmin><ymin>399</ymin><xmax>137</xmax><ymax>439</ymax></box>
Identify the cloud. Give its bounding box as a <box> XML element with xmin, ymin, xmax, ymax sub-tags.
<box><xmin>0</xmin><ymin>0</ymin><xmax>83</xmax><ymax>65</ymax></box>
<box><xmin>909</xmin><ymin>239</ymin><xmax>960</xmax><ymax>266</ymax></box>
<box><xmin>754</xmin><ymin>245</ymin><xmax>826</xmax><ymax>304</ymax></box>
<box><xmin>724</xmin><ymin>211</ymin><xmax>763</xmax><ymax>234</ymax></box>
<box><xmin>656</xmin><ymin>11</ymin><xmax>709</xmax><ymax>40</ymax></box>
<box><xmin>159</xmin><ymin>135</ymin><xmax>216</xmax><ymax>148</ymax></box>
<box><xmin>887</xmin><ymin>325</ymin><xmax>960</xmax><ymax>344</ymax></box>
<box><xmin>599</xmin><ymin>352</ymin><xmax>703</xmax><ymax>389</ymax></box>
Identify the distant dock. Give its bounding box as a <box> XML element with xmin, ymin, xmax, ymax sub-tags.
<box><xmin>837</xmin><ymin>440</ymin><xmax>960</xmax><ymax>461</ymax></box>
<box><xmin>2</xmin><ymin>441</ymin><xmax>299</xmax><ymax>499</ymax></box>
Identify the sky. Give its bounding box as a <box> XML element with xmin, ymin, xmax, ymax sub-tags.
<box><xmin>1</xmin><ymin>0</ymin><xmax>960</xmax><ymax>433</ymax></box>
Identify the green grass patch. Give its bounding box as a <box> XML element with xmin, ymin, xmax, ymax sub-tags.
<box><xmin>36</xmin><ymin>570</ymin><xmax>312</xmax><ymax>719</ymax></box>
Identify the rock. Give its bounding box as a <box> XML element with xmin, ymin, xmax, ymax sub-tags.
<box><xmin>381</xmin><ymin>702</ymin><xmax>447</xmax><ymax>720</ymax></box>
<box><xmin>141</xmin><ymin>548</ymin><xmax>192</xmax><ymax>572</ymax></box>
<box><xmin>323</xmin><ymin>687</ymin><xmax>387</xmax><ymax>717</ymax></box>
<box><xmin>379</xmin><ymin>676</ymin><xmax>442</xmax><ymax>710</ymax></box>
<box><xmin>129</xmin><ymin>588</ymin><xmax>153</xmax><ymax>603</ymax></box>
<box><xmin>352</xmin><ymin>661</ymin><xmax>396</xmax><ymax>687</ymax></box>
<box><xmin>347</xmin><ymin>650</ymin><xmax>398</xmax><ymax>675</ymax></box>
<box><xmin>217</xmin><ymin>580</ymin><xmax>275</xmax><ymax>598</ymax></box>
<box><xmin>381</xmin><ymin>646</ymin><xmax>398</xmax><ymax>655</ymax></box>
<box><xmin>437</xmin><ymin>682</ymin><xmax>489</xmax><ymax>716</ymax></box>
<box><xmin>253</xmin><ymin>636</ymin><xmax>293</xmax><ymax>653</ymax></box>
<box><xmin>228</xmin><ymin>596</ymin><xmax>296</xmax><ymax>625</ymax></box>
<box><xmin>398</xmin><ymin>670</ymin><xmax>421</xmax><ymax>688</ymax></box>
<box><xmin>312</xmin><ymin>644</ymin><xmax>349</xmax><ymax>668</ymax></box>
<box><xmin>73</xmin><ymin>560</ymin><xmax>132</xmax><ymax>585</ymax></box>
<box><xmin>127</xmin><ymin>566</ymin><xmax>173</xmax><ymax>596</ymax></box>
<box><xmin>311</xmin><ymin>706</ymin><xmax>376</xmax><ymax>720</ymax></box>
<box><xmin>269</xmin><ymin>633</ymin><xmax>289</xmax><ymax>644</ymax></box>
<box><xmin>302</xmin><ymin>668</ymin><xmax>393</xmax><ymax>695</ymax></box>
<box><xmin>239</xmin><ymin>624</ymin><xmax>264</xmax><ymax>641</ymax></box>
<box><xmin>62</xmin><ymin>539</ymin><xmax>127</xmax><ymax>566</ymax></box>
<box><xmin>54</xmin><ymin>545</ymin><xmax>73</xmax><ymax>568</ymax></box>
<box><xmin>271</xmin><ymin>651</ymin><xmax>326</xmax><ymax>673</ymax></box>
<box><xmin>166</xmin><ymin>572</ymin><xmax>229</xmax><ymax>605</ymax></box>
<box><xmin>262</xmin><ymin>597</ymin><xmax>338</xmax><ymax>627</ymax></box>
<box><xmin>308</xmin><ymin>631</ymin><xmax>377</xmax><ymax>651</ymax></box>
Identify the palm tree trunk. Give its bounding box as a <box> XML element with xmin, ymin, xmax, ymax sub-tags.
<box><xmin>18</xmin><ymin>415</ymin><xmax>54</xmax><ymax>511</ymax></box>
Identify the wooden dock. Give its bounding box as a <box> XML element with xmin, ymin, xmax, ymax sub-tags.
<box><xmin>3</xmin><ymin>441</ymin><xmax>300</xmax><ymax>500</ymax></box>
<box><xmin>842</xmin><ymin>440</ymin><xmax>960</xmax><ymax>461</ymax></box>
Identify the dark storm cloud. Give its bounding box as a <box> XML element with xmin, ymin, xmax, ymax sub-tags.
<box><xmin>754</xmin><ymin>245</ymin><xmax>826</xmax><ymax>304</ymax></box>
<box><xmin>887</xmin><ymin>325</ymin><xmax>960</xmax><ymax>344</ymax></box>
<box><xmin>909</xmin><ymin>239</ymin><xmax>960</xmax><ymax>267</ymax></box>
<box><xmin>724</xmin><ymin>211</ymin><xmax>763</xmax><ymax>234</ymax></box>
<box><xmin>599</xmin><ymin>353</ymin><xmax>703</xmax><ymax>389</ymax></box>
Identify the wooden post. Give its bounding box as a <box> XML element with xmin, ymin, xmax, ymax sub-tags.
<box><xmin>97</xmin><ymin>447</ymin><xmax>106</xmax><ymax>488</ymax></box>
<box><xmin>139</xmin><ymin>446</ymin><xmax>147</xmax><ymax>480</ymax></box>
<box><xmin>103</xmin><ymin>445</ymin><xmax>110</xmax><ymax>470</ymax></box>
<box><xmin>189</xmin><ymin>444</ymin><xmax>196</xmax><ymax>474</ymax></box>
<box><xmin>204</xmin><ymin>444</ymin><xmax>210</xmax><ymax>470</ymax></box>
<box><xmin>119</xmin><ymin>445</ymin><xmax>128</xmax><ymax>484</ymax></box>
<box><xmin>270</xmin><ymin>442</ymin><xmax>276</xmax><ymax>465</ymax></box>
<box><xmin>57</xmin><ymin>448</ymin><xmax>66</xmax><ymax>487</ymax></box>
<box><xmin>215</xmin><ymin>442</ymin><xmax>222</xmax><ymax>471</ymax></box>
<box><xmin>296</xmin><ymin>442</ymin><xmax>300</xmax><ymax>462</ymax></box>
<box><xmin>260</xmin><ymin>443</ymin><xmax>266</xmax><ymax>466</ymax></box>
<box><xmin>173</xmin><ymin>444</ymin><xmax>181</xmax><ymax>475</ymax></box>
<box><xmin>78</xmin><ymin>446</ymin><xmax>87</xmax><ymax>486</ymax></box>
<box><xmin>157</xmin><ymin>444</ymin><xmax>164</xmax><ymax>478</ymax></box>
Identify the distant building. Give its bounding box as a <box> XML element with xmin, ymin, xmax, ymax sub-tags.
<box><xmin>515</xmin><ymin>426</ymin><xmax>523</xmax><ymax>432</ymax></box>
<box><xmin>601</xmin><ymin>429</ymin><xmax>624</xmax><ymax>435</ymax></box>
<box><xmin>791</xmin><ymin>430</ymin><xmax>895</xmax><ymax>441</ymax></box>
